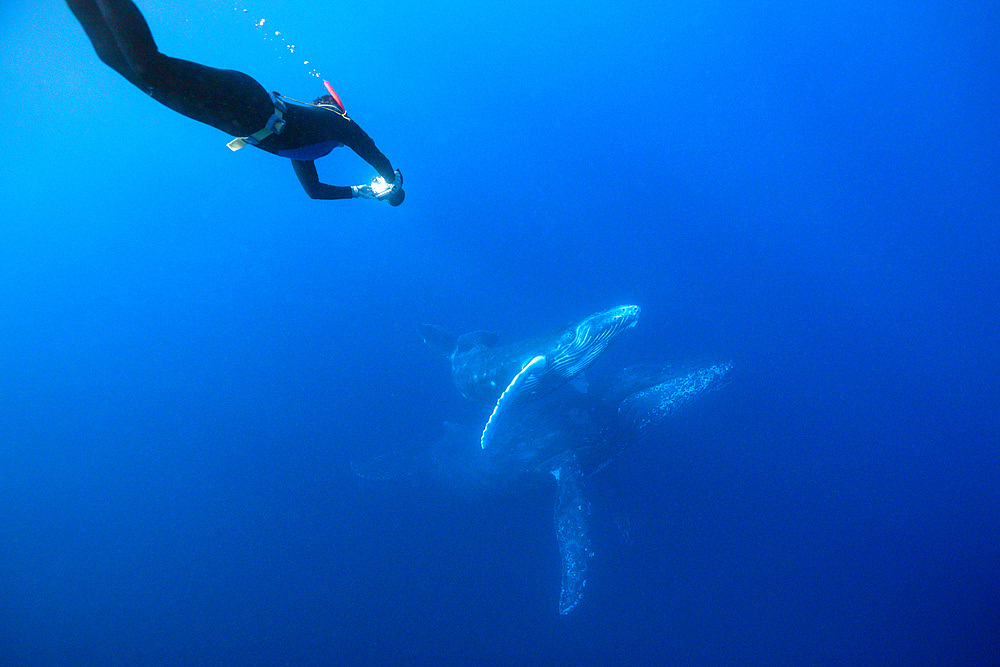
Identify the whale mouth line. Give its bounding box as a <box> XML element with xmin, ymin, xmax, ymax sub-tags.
<box><xmin>549</xmin><ymin>305</ymin><xmax>641</xmax><ymax>378</ymax></box>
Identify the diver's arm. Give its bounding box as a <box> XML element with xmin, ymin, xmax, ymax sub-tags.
<box><xmin>290</xmin><ymin>159</ymin><xmax>354</xmax><ymax>200</ymax></box>
<box><xmin>333</xmin><ymin>115</ymin><xmax>396</xmax><ymax>182</ymax></box>
<box><xmin>340</xmin><ymin>126</ymin><xmax>405</xmax><ymax>206</ymax></box>
<box><xmin>336</xmin><ymin>122</ymin><xmax>406</xmax><ymax>206</ymax></box>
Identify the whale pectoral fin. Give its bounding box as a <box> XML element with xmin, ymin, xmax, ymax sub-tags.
<box><xmin>480</xmin><ymin>355</ymin><xmax>547</xmax><ymax>449</ymax></box>
<box><xmin>615</xmin><ymin>361</ymin><xmax>734</xmax><ymax>443</ymax></box>
<box><xmin>551</xmin><ymin>458</ymin><xmax>590</xmax><ymax>615</ymax></box>
<box><xmin>416</xmin><ymin>323</ymin><xmax>458</xmax><ymax>356</ymax></box>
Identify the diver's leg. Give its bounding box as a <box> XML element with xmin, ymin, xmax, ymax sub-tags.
<box><xmin>91</xmin><ymin>0</ymin><xmax>159</xmax><ymax>77</ymax></box>
<box><xmin>65</xmin><ymin>0</ymin><xmax>143</xmax><ymax>87</ymax></box>
<box><xmin>91</xmin><ymin>0</ymin><xmax>274</xmax><ymax>137</ymax></box>
<box><xmin>143</xmin><ymin>57</ymin><xmax>275</xmax><ymax>137</ymax></box>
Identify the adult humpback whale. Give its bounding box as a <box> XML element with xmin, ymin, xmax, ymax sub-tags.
<box><xmin>417</xmin><ymin>305</ymin><xmax>641</xmax><ymax>448</ymax></box>
<box><xmin>352</xmin><ymin>360</ymin><xmax>733</xmax><ymax>614</ymax></box>
<box><xmin>356</xmin><ymin>306</ymin><xmax>733</xmax><ymax>615</ymax></box>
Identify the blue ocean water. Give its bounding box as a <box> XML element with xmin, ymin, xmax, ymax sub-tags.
<box><xmin>1</xmin><ymin>1</ymin><xmax>997</xmax><ymax>665</ymax></box>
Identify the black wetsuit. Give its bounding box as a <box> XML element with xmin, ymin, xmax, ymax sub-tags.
<box><xmin>67</xmin><ymin>0</ymin><xmax>399</xmax><ymax>201</ymax></box>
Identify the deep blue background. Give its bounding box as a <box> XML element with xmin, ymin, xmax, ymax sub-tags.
<box><xmin>2</xmin><ymin>1</ymin><xmax>997</xmax><ymax>665</ymax></box>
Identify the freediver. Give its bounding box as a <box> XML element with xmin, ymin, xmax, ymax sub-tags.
<box><xmin>65</xmin><ymin>0</ymin><xmax>405</xmax><ymax>205</ymax></box>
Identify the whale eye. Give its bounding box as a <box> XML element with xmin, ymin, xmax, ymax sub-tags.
<box><xmin>561</xmin><ymin>330</ymin><xmax>576</xmax><ymax>344</ymax></box>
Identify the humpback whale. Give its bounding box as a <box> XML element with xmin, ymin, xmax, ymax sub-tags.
<box><xmin>417</xmin><ymin>305</ymin><xmax>641</xmax><ymax>448</ymax></box>
<box><xmin>356</xmin><ymin>307</ymin><xmax>733</xmax><ymax>615</ymax></box>
<box><xmin>353</xmin><ymin>360</ymin><xmax>732</xmax><ymax>614</ymax></box>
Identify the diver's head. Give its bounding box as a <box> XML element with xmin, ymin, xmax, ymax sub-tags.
<box><xmin>313</xmin><ymin>94</ymin><xmax>345</xmax><ymax>114</ymax></box>
<box><xmin>388</xmin><ymin>187</ymin><xmax>405</xmax><ymax>207</ymax></box>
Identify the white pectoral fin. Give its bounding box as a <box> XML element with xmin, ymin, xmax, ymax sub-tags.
<box><xmin>480</xmin><ymin>355</ymin><xmax>547</xmax><ymax>449</ymax></box>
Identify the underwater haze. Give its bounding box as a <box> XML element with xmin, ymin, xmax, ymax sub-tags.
<box><xmin>2</xmin><ymin>1</ymin><xmax>998</xmax><ymax>665</ymax></box>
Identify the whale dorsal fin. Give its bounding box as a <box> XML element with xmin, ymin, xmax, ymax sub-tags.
<box><xmin>416</xmin><ymin>323</ymin><xmax>458</xmax><ymax>356</ymax></box>
<box><xmin>455</xmin><ymin>330</ymin><xmax>499</xmax><ymax>355</ymax></box>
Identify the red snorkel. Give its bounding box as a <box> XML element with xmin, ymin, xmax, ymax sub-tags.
<box><xmin>322</xmin><ymin>80</ymin><xmax>345</xmax><ymax>114</ymax></box>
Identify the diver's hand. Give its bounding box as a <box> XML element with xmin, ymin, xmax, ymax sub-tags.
<box><xmin>353</xmin><ymin>170</ymin><xmax>403</xmax><ymax>204</ymax></box>
<box><xmin>371</xmin><ymin>169</ymin><xmax>403</xmax><ymax>202</ymax></box>
<box><xmin>387</xmin><ymin>169</ymin><xmax>404</xmax><ymax>206</ymax></box>
<box><xmin>351</xmin><ymin>184</ymin><xmax>376</xmax><ymax>199</ymax></box>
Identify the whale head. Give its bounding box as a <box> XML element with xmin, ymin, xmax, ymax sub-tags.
<box><xmin>543</xmin><ymin>305</ymin><xmax>641</xmax><ymax>385</ymax></box>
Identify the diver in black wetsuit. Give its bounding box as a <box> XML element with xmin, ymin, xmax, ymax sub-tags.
<box><xmin>66</xmin><ymin>0</ymin><xmax>404</xmax><ymax>205</ymax></box>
